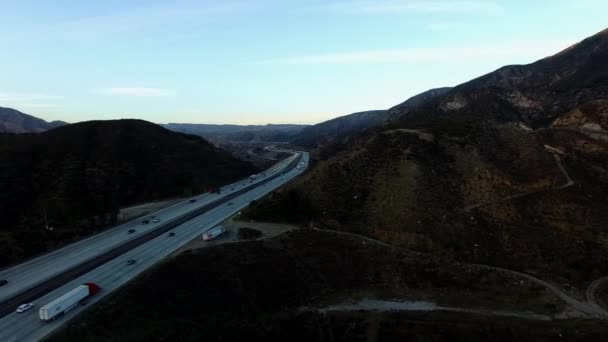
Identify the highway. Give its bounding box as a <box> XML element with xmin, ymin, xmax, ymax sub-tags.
<box><xmin>0</xmin><ymin>152</ymin><xmax>298</xmax><ymax>312</ymax></box>
<box><xmin>0</xmin><ymin>151</ymin><xmax>308</xmax><ymax>342</ymax></box>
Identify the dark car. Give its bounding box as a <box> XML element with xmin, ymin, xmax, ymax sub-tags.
<box><xmin>128</xmin><ymin>229</ymin><xmax>136</xmax><ymax>234</ymax></box>
<box><xmin>189</xmin><ymin>199</ymin><xmax>197</xmax><ymax>203</ymax></box>
<box><xmin>141</xmin><ymin>219</ymin><xmax>149</xmax><ymax>225</ymax></box>
<box><xmin>168</xmin><ymin>232</ymin><xmax>175</xmax><ymax>237</ymax></box>
<box><xmin>0</xmin><ymin>279</ymin><xmax>8</xmax><ymax>287</ymax></box>
<box><xmin>227</xmin><ymin>202</ymin><xmax>233</xmax><ymax>206</ymax></box>
<box><xmin>127</xmin><ymin>259</ymin><xmax>136</xmax><ymax>265</ymax></box>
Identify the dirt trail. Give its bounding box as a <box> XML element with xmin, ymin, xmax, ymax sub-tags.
<box><xmin>553</xmin><ymin>154</ymin><xmax>575</xmax><ymax>188</ymax></box>
<box><xmin>473</xmin><ymin>264</ymin><xmax>607</xmax><ymax>318</ymax></box>
<box><xmin>174</xmin><ymin>220</ymin><xmax>298</xmax><ymax>255</ymax></box>
<box><xmin>586</xmin><ymin>276</ymin><xmax>608</xmax><ymax>312</ymax></box>
<box><xmin>311</xmin><ymin>227</ymin><xmax>608</xmax><ymax>319</ymax></box>
<box><xmin>464</xmin><ymin>151</ymin><xmax>575</xmax><ymax>212</ymax></box>
<box><xmin>311</xmin><ymin>227</ymin><xmax>392</xmax><ymax>248</ymax></box>
<box><xmin>308</xmin><ymin>298</ymin><xmax>552</xmax><ymax>321</ymax></box>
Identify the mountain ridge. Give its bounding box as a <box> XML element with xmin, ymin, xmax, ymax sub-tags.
<box><xmin>245</xmin><ymin>28</ymin><xmax>608</xmax><ymax>288</ymax></box>
<box><xmin>0</xmin><ymin>119</ymin><xmax>257</xmax><ymax>266</ymax></box>
<box><xmin>390</xmin><ymin>29</ymin><xmax>608</xmax><ymax>129</ymax></box>
<box><xmin>0</xmin><ymin>106</ymin><xmax>67</xmax><ymax>133</ymax></box>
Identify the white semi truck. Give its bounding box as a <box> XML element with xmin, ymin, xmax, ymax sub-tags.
<box><xmin>202</xmin><ymin>226</ymin><xmax>227</xmax><ymax>241</ymax></box>
<box><xmin>39</xmin><ymin>283</ymin><xmax>101</xmax><ymax>321</ymax></box>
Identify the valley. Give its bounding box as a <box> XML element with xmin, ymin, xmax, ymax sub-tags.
<box><xmin>0</xmin><ymin>4</ymin><xmax>606</xmax><ymax>340</ymax></box>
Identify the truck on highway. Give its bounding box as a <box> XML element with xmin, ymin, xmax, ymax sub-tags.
<box><xmin>202</xmin><ymin>226</ymin><xmax>227</xmax><ymax>241</ymax></box>
<box><xmin>208</xmin><ymin>187</ymin><xmax>221</xmax><ymax>194</ymax></box>
<box><xmin>39</xmin><ymin>283</ymin><xmax>101</xmax><ymax>321</ymax></box>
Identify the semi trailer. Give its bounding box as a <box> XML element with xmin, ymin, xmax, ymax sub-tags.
<box><xmin>39</xmin><ymin>283</ymin><xmax>101</xmax><ymax>321</ymax></box>
<box><xmin>208</xmin><ymin>187</ymin><xmax>221</xmax><ymax>194</ymax></box>
<box><xmin>202</xmin><ymin>226</ymin><xmax>227</xmax><ymax>241</ymax></box>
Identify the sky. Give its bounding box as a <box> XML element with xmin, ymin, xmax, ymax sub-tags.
<box><xmin>0</xmin><ymin>0</ymin><xmax>606</xmax><ymax>125</ymax></box>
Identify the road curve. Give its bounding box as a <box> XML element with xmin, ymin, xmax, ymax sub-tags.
<box><xmin>586</xmin><ymin>276</ymin><xmax>608</xmax><ymax>312</ymax></box>
<box><xmin>472</xmin><ymin>264</ymin><xmax>607</xmax><ymax>318</ymax></box>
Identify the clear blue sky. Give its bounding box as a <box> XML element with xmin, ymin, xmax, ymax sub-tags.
<box><xmin>0</xmin><ymin>0</ymin><xmax>606</xmax><ymax>125</ymax></box>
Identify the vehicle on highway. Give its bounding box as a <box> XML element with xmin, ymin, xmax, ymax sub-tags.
<box><xmin>39</xmin><ymin>283</ymin><xmax>101</xmax><ymax>321</ymax></box>
<box><xmin>152</xmin><ymin>218</ymin><xmax>160</xmax><ymax>223</ymax></box>
<box><xmin>202</xmin><ymin>226</ymin><xmax>227</xmax><ymax>241</ymax></box>
<box><xmin>249</xmin><ymin>174</ymin><xmax>257</xmax><ymax>182</ymax></box>
<box><xmin>126</xmin><ymin>259</ymin><xmax>136</xmax><ymax>265</ymax></box>
<box><xmin>207</xmin><ymin>187</ymin><xmax>221</xmax><ymax>194</ymax></box>
<box><xmin>128</xmin><ymin>229</ymin><xmax>136</xmax><ymax>234</ymax></box>
<box><xmin>227</xmin><ymin>202</ymin><xmax>233</xmax><ymax>206</ymax></box>
<box><xmin>16</xmin><ymin>303</ymin><xmax>34</xmax><ymax>313</ymax></box>
<box><xmin>0</xmin><ymin>279</ymin><xmax>7</xmax><ymax>287</ymax></box>
<box><xmin>189</xmin><ymin>199</ymin><xmax>197</xmax><ymax>203</ymax></box>
<box><xmin>168</xmin><ymin>232</ymin><xmax>175</xmax><ymax>237</ymax></box>
<box><xmin>141</xmin><ymin>219</ymin><xmax>149</xmax><ymax>225</ymax></box>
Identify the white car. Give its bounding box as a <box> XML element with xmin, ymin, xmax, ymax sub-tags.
<box><xmin>16</xmin><ymin>303</ymin><xmax>34</xmax><ymax>313</ymax></box>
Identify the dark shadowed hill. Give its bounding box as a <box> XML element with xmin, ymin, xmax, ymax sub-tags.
<box><xmin>0</xmin><ymin>106</ymin><xmax>66</xmax><ymax>133</ymax></box>
<box><xmin>0</xmin><ymin>119</ymin><xmax>258</xmax><ymax>266</ymax></box>
<box><xmin>246</xmin><ymin>28</ymin><xmax>608</xmax><ymax>288</ymax></box>
<box><xmin>290</xmin><ymin>110</ymin><xmax>389</xmax><ymax>148</ymax></box>
<box><xmin>386</xmin><ymin>87</ymin><xmax>452</xmax><ymax>120</ymax></box>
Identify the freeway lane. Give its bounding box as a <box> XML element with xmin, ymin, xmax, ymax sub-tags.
<box><xmin>0</xmin><ymin>152</ymin><xmax>309</xmax><ymax>342</ymax></box>
<box><xmin>0</xmin><ymin>151</ymin><xmax>302</xmax><ymax>317</ymax></box>
<box><xmin>0</xmin><ymin>153</ymin><xmax>299</xmax><ymax>315</ymax></box>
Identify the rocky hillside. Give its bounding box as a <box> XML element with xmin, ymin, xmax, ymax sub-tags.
<box><xmin>291</xmin><ymin>88</ymin><xmax>453</xmax><ymax>160</ymax></box>
<box><xmin>291</xmin><ymin>110</ymin><xmax>389</xmax><ymax>149</ymax></box>
<box><xmin>246</xmin><ymin>29</ymin><xmax>608</xmax><ymax>288</ymax></box>
<box><xmin>0</xmin><ymin>106</ymin><xmax>66</xmax><ymax>133</ymax></box>
<box><xmin>0</xmin><ymin>119</ymin><xmax>257</xmax><ymax>266</ymax></box>
<box><xmin>390</xmin><ymin>29</ymin><xmax>608</xmax><ymax>128</ymax></box>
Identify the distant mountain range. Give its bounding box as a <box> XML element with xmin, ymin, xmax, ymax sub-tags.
<box><xmin>290</xmin><ymin>110</ymin><xmax>389</xmax><ymax>148</ymax></box>
<box><xmin>0</xmin><ymin>119</ymin><xmax>257</xmax><ymax>266</ymax></box>
<box><xmin>0</xmin><ymin>106</ymin><xmax>66</xmax><ymax>133</ymax></box>
<box><xmin>246</xmin><ymin>28</ymin><xmax>608</xmax><ymax>288</ymax></box>
<box><xmin>163</xmin><ymin>123</ymin><xmax>308</xmax><ymax>143</ymax></box>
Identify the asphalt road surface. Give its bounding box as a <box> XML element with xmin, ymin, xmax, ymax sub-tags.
<box><xmin>0</xmin><ymin>153</ymin><xmax>298</xmax><ymax>307</ymax></box>
<box><xmin>0</xmin><ymin>151</ymin><xmax>308</xmax><ymax>342</ymax></box>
